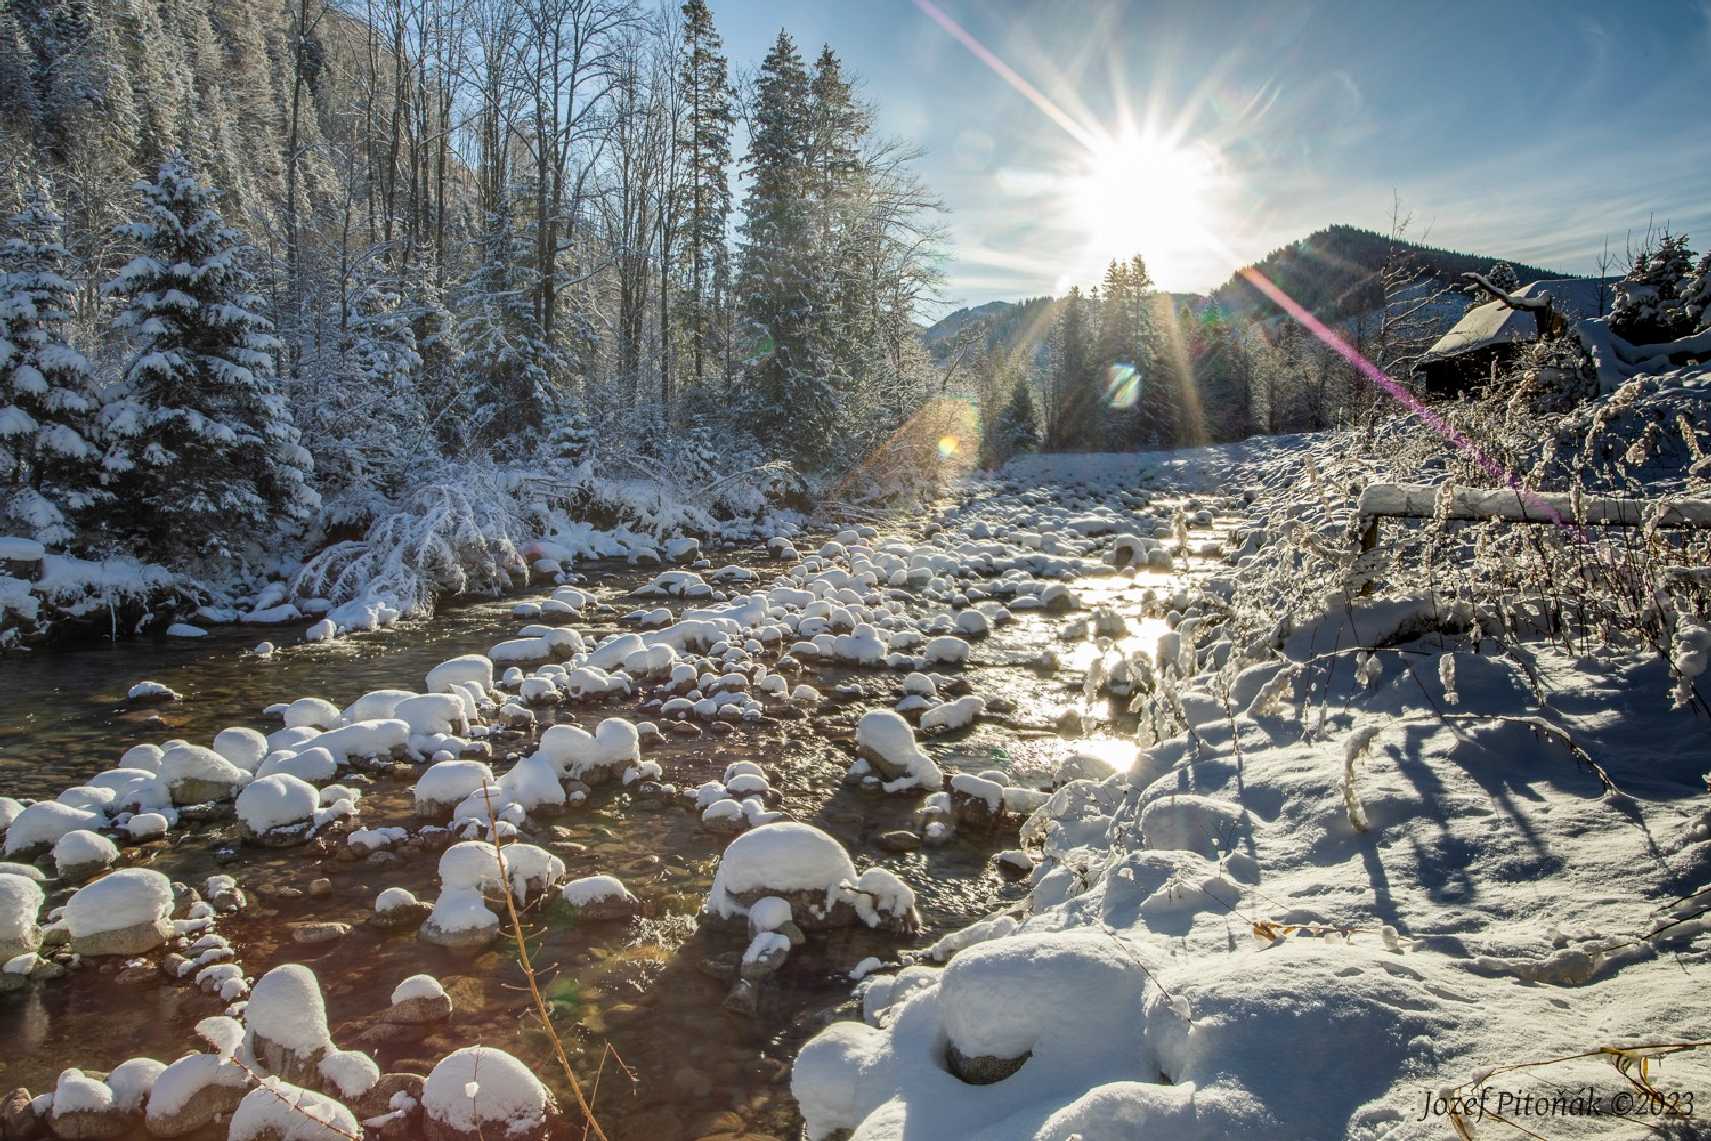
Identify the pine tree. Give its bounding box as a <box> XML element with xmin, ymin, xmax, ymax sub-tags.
<box><xmin>1046</xmin><ymin>287</ymin><xmax>1097</xmax><ymax>449</ymax></box>
<box><xmin>679</xmin><ymin>0</ymin><xmax>733</xmax><ymax>389</ymax></box>
<box><xmin>0</xmin><ymin>10</ymin><xmax>40</xmax><ymax>128</ymax></box>
<box><xmin>1094</xmin><ymin>255</ymin><xmax>1163</xmax><ymax>448</ymax></box>
<box><xmin>101</xmin><ymin>154</ymin><xmax>317</xmax><ymax>562</ymax></box>
<box><xmin>0</xmin><ymin>179</ymin><xmax>104</xmax><ymax>546</ymax></box>
<box><xmin>302</xmin><ymin>273</ymin><xmax>430</xmax><ymax>523</ymax></box>
<box><xmin>1683</xmin><ymin>250</ymin><xmax>1711</xmax><ymax>334</ymax></box>
<box><xmin>991</xmin><ymin>379</ymin><xmax>1040</xmax><ymax>464</ymax></box>
<box><xmin>806</xmin><ymin>47</ymin><xmax>866</xmax><ymax>245</ymax></box>
<box><xmin>454</xmin><ymin>197</ymin><xmax>566</xmax><ymax>455</ymax></box>
<box><xmin>736</xmin><ymin>31</ymin><xmax>832</xmax><ymax>466</ymax></box>
<box><xmin>1191</xmin><ymin>304</ymin><xmax>1253</xmax><ymax>442</ymax></box>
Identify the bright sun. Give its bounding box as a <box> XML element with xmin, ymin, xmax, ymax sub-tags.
<box><xmin>1066</xmin><ymin>132</ymin><xmax>1217</xmax><ymax>284</ymax></box>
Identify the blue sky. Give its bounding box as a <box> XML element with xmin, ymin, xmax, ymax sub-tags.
<box><xmin>710</xmin><ymin>0</ymin><xmax>1711</xmax><ymax>312</ymax></box>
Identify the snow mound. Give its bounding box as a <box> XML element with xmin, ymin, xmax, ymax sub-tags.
<box><xmin>707</xmin><ymin>823</ymin><xmax>858</xmax><ymax>919</ymax></box>
<box><xmin>4</xmin><ymin>801</ymin><xmax>102</xmax><ymax>856</ymax></box>
<box><xmin>246</xmin><ymin>964</ymin><xmax>332</xmax><ymax>1054</ymax></box>
<box><xmin>64</xmin><ymin>868</ymin><xmax>173</xmax><ymax>936</ymax></box>
<box><xmin>229</xmin><ymin>1078</ymin><xmax>357</xmax><ymax>1141</ymax></box>
<box><xmin>561</xmin><ymin>875</ymin><xmax>634</xmax><ymax>907</ymax></box>
<box><xmin>421</xmin><ymin>1046</ymin><xmax>554</xmax><ymax>1137</ymax></box>
<box><xmin>236</xmin><ymin>774</ymin><xmax>321</xmax><ymax>834</ymax></box>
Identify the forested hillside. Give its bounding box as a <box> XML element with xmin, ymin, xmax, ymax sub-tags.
<box><xmin>1210</xmin><ymin>223</ymin><xmax>1561</xmax><ymax>321</ymax></box>
<box><xmin>0</xmin><ymin>0</ymin><xmax>949</xmax><ymax>614</ymax></box>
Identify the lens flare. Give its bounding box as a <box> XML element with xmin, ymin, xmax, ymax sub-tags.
<box><xmin>937</xmin><ymin>435</ymin><xmax>961</xmax><ymax>458</ymax></box>
<box><xmin>1105</xmin><ymin>363</ymin><xmax>1139</xmax><ymax>410</ymax></box>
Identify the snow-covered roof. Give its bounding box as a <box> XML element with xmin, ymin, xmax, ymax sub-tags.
<box><xmin>1420</xmin><ymin>278</ymin><xmax>1611</xmax><ymax>363</ymax></box>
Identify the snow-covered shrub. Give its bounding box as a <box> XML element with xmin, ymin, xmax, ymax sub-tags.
<box><xmin>290</xmin><ymin>468</ymin><xmax>526</xmax><ymax>617</ymax></box>
<box><xmin>1610</xmin><ymin>231</ymin><xmax>1698</xmax><ymax>344</ymax></box>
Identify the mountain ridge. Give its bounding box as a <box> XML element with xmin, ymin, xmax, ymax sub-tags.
<box><xmin>924</xmin><ymin>223</ymin><xmax>1578</xmax><ymax>350</ymax></box>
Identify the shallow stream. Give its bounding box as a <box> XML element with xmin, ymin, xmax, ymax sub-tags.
<box><xmin>0</xmin><ymin>541</ymin><xmax>1183</xmax><ymax>1140</ymax></box>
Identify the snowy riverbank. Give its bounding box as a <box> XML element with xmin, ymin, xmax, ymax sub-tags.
<box><xmin>0</xmin><ymin>367</ymin><xmax>1706</xmax><ymax>1140</ymax></box>
<box><xmin>0</xmin><ymin>456</ymin><xmax>811</xmax><ymax>649</ymax></box>
<box><xmin>793</xmin><ymin>371</ymin><xmax>1711</xmax><ymax>1138</ymax></box>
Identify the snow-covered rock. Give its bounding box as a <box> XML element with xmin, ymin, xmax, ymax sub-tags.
<box><xmin>421</xmin><ymin>1047</ymin><xmax>555</xmax><ymax>1140</ymax></box>
<box><xmin>236</xmin><ymin>774</ymin><xmax>323</xmax><ymax>846</ymax></box>
<box><xmin>51</xmin><ymin>829</ymin><xmax>118</xmax><ymax>882</ymax></box>
<box><xmin>560</xmin><ymin>875</ymin><xmax>638</xmax><ymax>921</ymax></box>
<box><xmin>229</xmin><ymin>1078</ymin><xmax>357</xmax><ymax>1141</ymax></box>
<box><xmin>64</xmin><ymin>868</ymin><xmax>174</xmax><ymax>956</ymax></box>
<box><xmin>414</xmin><ymin>760</ymin><xmax>496</xmax><ymax>818</ymax></box>
<box><xmin>3</xmin><ymin>800</ymin><xmax>102</xmax><ymax>857</ymax></box>
<box><xmin>706</xmin><ymin>822</ymin><xmax>859</xmax><ymax>928</ymax></box>
<box><xmin>0</xmin><ymin>873</ymin><xmax>44</xmax><ymax>959</ymax></box>
<box><xmin>160</xmin><ymin>744</ymin><xmax>251</xmax><ymax>805</ymax></box>
<box><xmin>245</xmin><ymin>964</ymin><xmax>333</xmax><ymax>1085</ymax></box>
<box><xmin>853</xmin><ymin>710</ymin><xmax>944</xmax><ymax>792</ymax></box>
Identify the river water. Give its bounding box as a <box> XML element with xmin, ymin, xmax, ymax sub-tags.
<box><xmin>0</xmin><ymin>545</ymin><xmax>1176</xmax><ymax>1140</ymax></box>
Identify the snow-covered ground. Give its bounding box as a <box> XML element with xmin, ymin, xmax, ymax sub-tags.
<box><xmin>794</xmin><ymin>369</ymin><xmax>1711</xmax><ymax>1139</ymax></box>
<box><xmin>0</xmin><ymin>363</ymin><xmax>1706</xmax><ymax>1140</ymax></box>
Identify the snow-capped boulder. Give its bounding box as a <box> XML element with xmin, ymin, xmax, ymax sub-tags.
<box><xmin>255</xmin><ymin>746</ymin><xmax>339</xmax><ymax>784</ymax></box>
<box><xmin>3</xmin><ymin>800</ymin><xmax>102</xmax><ymax>858</ymax></box>
<box><xmin>282</xmin><ymin>697</ymin><xmax>342</xmax><ymax>730</ymax></box>
<box><xmin>126</xmin><ymin>681</ymin><xmax>181</xmax><ymax>704</ymax></box>
<box><xmin>705</xmin><ymin>822</ymin><xmax>859</xmax><ymax>930</ymax></box>
<box><xmin>245</xmin><ymin>964</ymin><xmax>333</xmax><ymax>1085</ymax></box>
<box><xmin>64</xmin><ymin>868</ymin><xmax>174</xmax><ymax>956</ymax></box>
<box><xmin>413</xmin><ymin>760</ymin><xmax>496</xmax><ymax>818</ymax></box>
<box><xmin>51</xmin><ymin>829</ymin><xmax>118</xmax><ymax>882</ymax></box>
<box><xmin>920</xmin><ymin>695</ymin><xmax>985</xmax><ymax>734</ymax></box>
<box><xmin>496</xmin><ymin>754</ymin><xmax>565</xmax><ymax>815</ymax></box>
<box><xmin>534</xmin><ymin>718</ymin><xmax>638</xmax><ymax>784</ymax></box>
<box><xmin>421</xmin><ymin>1047</ymin><xmax>555</xmax><ymax>1141</ymax></box>
<box><xmin>212</xmin><ymin>727</ymin><xmax>270</xmax><ymax>772</ymax></box>
<box><xmin>370</xmin><ymin>887</ymin><xmax>431</xmax><ymax>930</ymax></box>
<box><xmin>559</xmin><ymin>875</ymin><xmax>638</xmax><ymax>921</ymax></box>
<box><xmin>160</xmin><ymin>744</ymin><xmax>251</xmax><ymax>805</ymax></box>
<box><xmin>418</xmin><ymin>887</ymin><xmax>499</xmax><ymax>952</ymax></box>
<box><xmin>106</xmin><ymin>1057</ymin><xmax>165</xmax><ymax>1117</ymax></box>
<box><xmin>853</xmin><ymin>710</ymin><xmax>944</xmax><ymax>792</ymax></box>
<box><xmin>311</xmin><ymin>718</ymin><xmax>409</xmax><ymax>764</ymax></box>
<box><xmin>0</xmin><ymin>873</ymin><xmax>44</xmax><ymax>959</ymax></box>
<box><xmin>386</xmin><ymin>974</ymin><xmax>453</xmax><ymax>1026</ymax></box>
<box><xmin>923</xmin><ymin>635</ymin><xmax>970</xmax><ymax>666</ymax></box>
<box><xmin>143</xmin><ymin>1046</ymin><xmax>251</xmax><ymax>1136</ymax></box>
<box><xmin>425</xmin><ymin>654</ymin><xmax>494</xmax><ymax>700</ymax></box>
<box><xmin>229</xmin><ymin>1078</ymin><xmax>357</xmax><ymax>1141</ymax></box>
<box><xmin>50</xmin><ymin>1067</ymin><xmax>129</xmax><ymax>1140</ymax></box>
<box><xmin>235</xmin><ymin>774</ymin><xmax>322</xmax><ymax>846</ymax></box>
